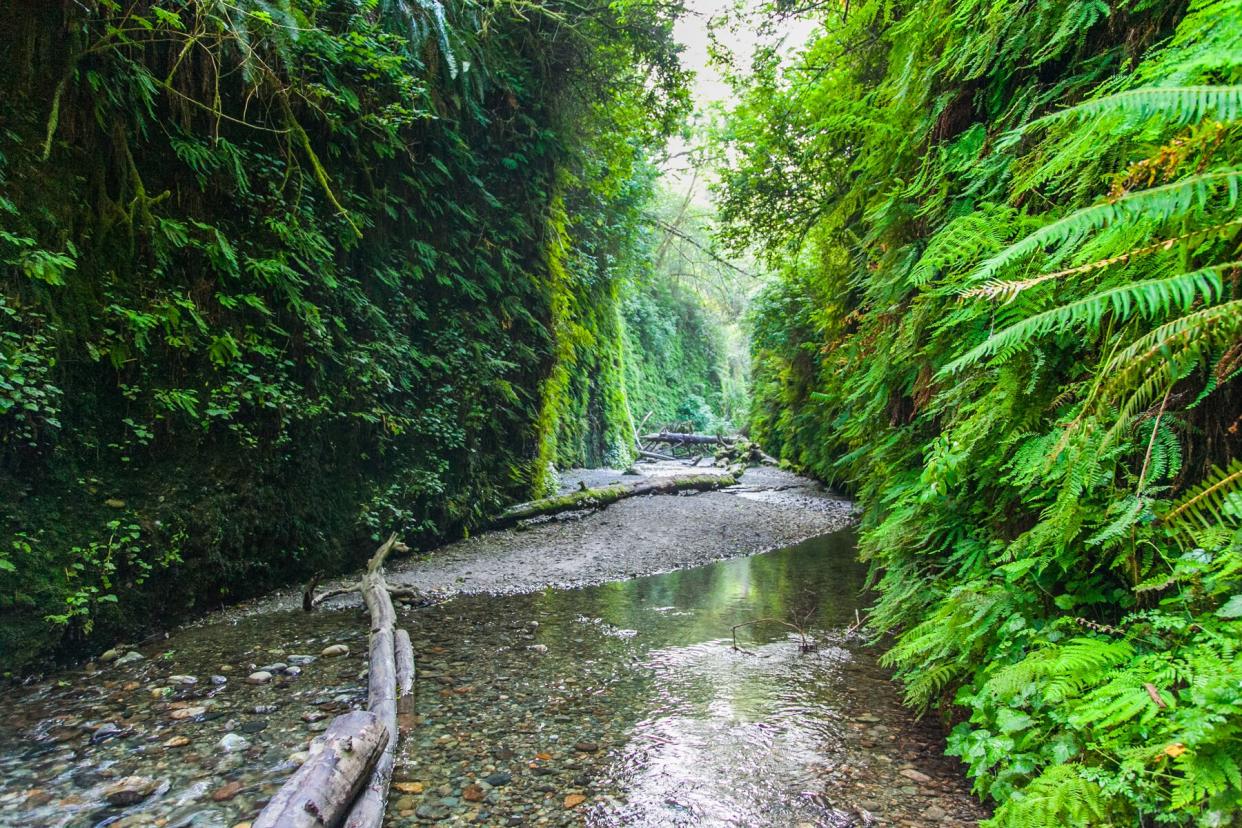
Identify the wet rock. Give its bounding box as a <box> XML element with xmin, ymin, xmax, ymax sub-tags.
<box><xmin>925</xmin><ymin>804</ymin><xmax>948</xmax><ymax>820</ymax></box>
<box><xmin>238</xmin><ymin>720</ymin><xmax>267</xmax><ymax>734</ymax></box>
<box><xmin>287</xmin><ymin>655</ymin><xmax>316</xmax><ymax>665</ymax></box>
<box><xmin>23</xmin><ymin>789</ymin><xmax>53</xmax><ymax>807</ymax></box>
<box><xmin>320</xmin><ymin>645</ymin><xmax>349</xmax><ymax>658</ymax></box>
<box><xmin>899</xmin><ymin>768</ymin><xmax>931</xmax><ymax>784</ymax></box>
<box><xmin>245</xmin><ymin>671</ymin><xmax>272</xmax><ymax>685</ymax></box>
<box><xmin>218</xmin><ymin>733</ymin><xmax>251</xmax><ymax>752</ymax></box>
<box><xmin>252</xmin><ymin>705</ymin><xmax>279</xmax><ymax>714</ymax></box>
<box><xmin>463</xmin><ymin>784</ymin><xmax>485</xmax><ymax>802</ymax></box>
<box><xmin>484</xmin><ymin>771</ymin><xmax>512</xmax><ymax>787</ymax></box>
<box><xmin>114</xmin><ymin>651</ymin><xmax>145</xmax><ymax>666</ymax></box>
<box><xmin>573</xmin><ymin>741</ymin><xmax>599</xmax><ymax>753</ymax></box>
<box><xmin>210</xmin><ymin>675</ymin><xmax>228</xmax><ymax>686</ymax></box>
<box><xmin>163</xmin><ymin>736</ymin><xmax>191</xmax><ymax>748</ymax></box>
<box><xmin>90</xmin><ymin>723</ymin><xmax>131</xmax><ymax>744</ymax></box>
<box><xmin>103</xmin><ymin>776</ymin><xmax>159</xmax><ymax>806</ymax></box>
<box><xmin>527</xmin><ymin>644</ymin><xmax>547</xmax><ymax>654</ymax></box>
<box><xmin>100</xmin><ymin>649</ymin><xmax>121</xmax><ymax>663</ymax></box>
<box><xmin>169</xmin><ymin>706</ymin><xmax>206</xmax><ymax>720</ymax></box>
<box><xmin>563</xmin><ymin>793</ymin><xmax>587</xmax><ymax>809</ymax></box>
<box><xmin>169</xmin><ymin>675</ymin><xmax>197</xmax><ymax>686</ymax></box>
<box><xmin>256</xmin><ymin>663</ymin><xmax>287</xmax><ymax>674</ymax></box>
<box><xmin>301</xmin><ymin>711</ymin><xmax>326</xmax><ymax>723</ymax></box>
<box><xmin>211</xmin><ymin>780</ymin><xmax>244</xmax><ymax>802</ymax></box>
<box><xmin>394</xmin><ymin>782</ymin><xmax>424</xmax><ymax>794</ymax></box>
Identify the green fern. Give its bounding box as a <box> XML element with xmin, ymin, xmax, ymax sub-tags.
<box><xmin>942</xmin><ymin>266</ymin><xmax>1227</xmax><ymax>375</ymax></box>
<box><xmin>1164</xmin><ymin>458</ymin><xmax>1242</xmax><ymax>537</ymax></box>
<box><xmin>1024</xmin><ymin>85</ymin><xmax>1242</xmax><ymax>131</ymax></box>
<box><xmin>968</xmin><ymin>169</ymin><xmax>1242</xmax><ymax>284</ymax></box>
<box><xmin>987</xmin><ymin>764</ymin><xmax>1112</xmax><ymax>828</ymax></box>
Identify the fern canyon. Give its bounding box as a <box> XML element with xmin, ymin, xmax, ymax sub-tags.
<box><xmin>0</xmin><ymin>0</ymin><xmax>1239</xmax><ymax>826</ymax></box>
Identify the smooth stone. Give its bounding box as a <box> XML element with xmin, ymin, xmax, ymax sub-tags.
<box><xmin>573</xmin><ymin>741</ymin><xmax>599</xmax><ymax>753</ymax></box>
<box><xmin>899</xmin><ymin>768</ymin><xmax>932</xmax><ymax>784</ymax></box>
<box><xmin>169</xmin><ymin>675</ymin><xmax>197</xmax><ymax>685</ymax></box>
<box><xmin>287</xmin><ymin>655</ymin><xmax>316</xmax><ymax>665</ymax></box>
<box><xmin>163</xmin><ymin>736</ymin><xmax>191</xmax><ymax>748</ymax></box>
<box><xmin>210</xmin><ymin>676</ymin><xmax>228</xmax><ymax>685</ymax></box>
<box><xmin>484</xmin><ymin>771</ymin><xmax>512</xmax><ymax>787</ymax></box>
<box><xmin>169</xmin><ymin>707</ymin><xmax>206</xmax><ymax>720</ymax></box>
<box><xmin>320</xmin><ymin>645</ymin><xmax>349</xmax><ymax>658</ymax></box>
<box><xmin>211</xmin><ymin>781</ymin><xmax>244</xmax><ymax>802</ymax></box>
<box><xmin>238</xmin><ymin>721</ymin><xmax>267</xmax><ymax>734</ymax></box>
<box><xmin>245</xmin><ymin>671</ymin><xmax>272</xmax><ymax>685</ymax></box>
<box><xmin>256</xmin><ymin>663</ymin><xmax>287</xmax><ymax>674</ymax></box>
<box><xmin>218</xmin><ymin>733</ymin><xmax>251</xmax><ymax>752</ymax></box>
<box><xmin>100</xmin><ymin>649</ymin><xmax>121</xmax><ymax>663</ymax></box>
<box><xmin>564</xmin><ymin>793</ymin><xmax>587</xmax><ymax>809</ymax></box>
<box><xmin>114</xmin><ymin>651</ymin><xmax>145</xmax><ymax>665</ymax></box>
<box><xmin>103</xmin><ymin>776</ymin><xmax>159</xmax><ymax>806</ymax></box>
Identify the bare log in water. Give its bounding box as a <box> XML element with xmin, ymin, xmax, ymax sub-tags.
<box><xmin>494</xmin><ymin>470</ymin><xmax>742</xmax><ymax>528</ymax></box>
<box><xmin>395</xmin><ymin>628</ymin><xmax>415</xmax><ymax>716</ymax></box>
<box><xmin>344</xmin><ymin>536</ymin><xmax>402</xmax><ymax>828</ymax></box>
<box><xmin>261</xmin><ymin>534</ymin><xmax>410</xmax><ymax>828</ymax></box>
<box><xmin>252</xmin><ymin>710</ymin><xmax>388</xmax><ymax>828</ymax></box>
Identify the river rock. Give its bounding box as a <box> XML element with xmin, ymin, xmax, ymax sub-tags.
<box><xmin>484</xmin><ymin>771</ymin><xmax>512</xmax><ymax>787</ymax></box>
<box><xmin>169</xmin><ymin>675</ymin><xmax>197</xmax><ymax>685</ymax></box>
<box><xmin>103</xmin><ymin>776</ymin><xmax>159</xmax><ymax>806</ymax></box>
<box><xmin>245</xmin><ymin>671</ymin><xmax>272</xmax><ymax>685</ymax></box>
<box><xmin>210</xmin><ymin>675</ymin><xmax>228</xmax><ymax>685</ymax></box>
<box><xmin>321</xmin><ymin>644</ymin><xmax>349</xmax><ymax>658</ymax></box>
<box><xmin>218</xmin><ymin>733</ymin><xmax>250</xmax><ymax>752</ymax></box>
<box><xmin>163</xmin><ymin>735</ymin><xmax>191</xmax><ymax>748</ymax></box>
<box><xmin>463</xmin><ymin>784</ymin><xmax>485</xmax><ymax>802</ymax></box>
<box><xmin>287</xmin><ymin>654</ymin><xmax>316</xmax><ymax>665</ymax></box>
<box><xmin>564</xmin><ymin>793</ymin><xmax>587</xmax><ymax>809</ymax></box>
<box><xmin>169</xmin><ymin>706</ymin><xmax>206</xmax><ymax>720</ymax></box>
<box><xmin>100</xmin><ymin>648</ymin><xmax>121</xmax><ymax>663</ymax></box>
<box><xmin>211</xmin><ymin>781</ymin><xmax>244</xmax><ymax>802</ymax></box>
<box><xmin>573</xmin><ymin>741</ymin><xmax>599</xmax><ymax>753</ymax></box>
<box><xmin>899</xmin><ymin>767</ymin><xmax>932</xmax><ymax>784</ymax></box>
<box><xmin>114</xmin><ymin>651</ymin><xmax>145</xmax><ymax>665</ymax></box>
<box><xmin>256</xmin><ymin>663</ymin><xmax>287</xmax><ymax>674</ymax></box>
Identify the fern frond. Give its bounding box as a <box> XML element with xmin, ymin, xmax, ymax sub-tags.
<box><xmin>1025</xmin><ymin>85</ymin><xmax>1242</xmax><ymax>131</ymax></box>
<box><xmin>966</xmin><ymin>217</ymin><xmax>1242</xmax><ymax>301</ymax></box>
<box><xmin>989</xmin><ymin>764</ymin><xmax>1110</xmax><ymax>828</ymax></box>
<box><xmin>969</xmin><ymin>169</ymin><xmax>1242</xmax><ymax>284</ymax></box>
<box><xmin>942</xmin><ymin>266</ymin><xmax>1227</xmax><ymax>375</ymax></box>
<box><xmin>1164</xmin><ymin>458</ymin><xmax>1242</xmax><ymax>536</ymax></box>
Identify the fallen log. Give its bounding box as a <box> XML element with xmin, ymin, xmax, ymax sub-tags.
<box><xmin>260</xmin><ymin>534</ymin><xmax>410</xmax><ymax>828</ymax></box>
<box><xmin>395</xmin><ymin>628</ymin><xmax>415</xmax><ymax>716</ymax></box>
<box><xmin>252</xmin><ymin>710</ymin><xmax>388</xmax><ymax>828</ymax></box>
<box><xmin>494</xmin><ymin>471</ymin><xmax>741</xmax><ymax>528</ymax></box>
<box><xmin>638</xmin><ymin>449</ymin><xmax>676</xmax><ymax>461</ymax></box>
<box><xmin>344</xmin><ymin>536</ymin><xmax>402</xmax><ymax>828</ymax></box>
<box><xmin>642</xmin><ymin>431</ymin><xmax>737</xmax><ymax>446</ymax></box>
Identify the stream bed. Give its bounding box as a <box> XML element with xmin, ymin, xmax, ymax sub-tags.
<box><xmin>0</xmin><ymin>527</ymin><xmax>986</xmax><ymax>827</ymax></box>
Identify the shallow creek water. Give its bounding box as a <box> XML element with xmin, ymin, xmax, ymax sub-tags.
<box><xmin>0</xmin><ymin>530</ymin><xmax>987</xmax><ymax>827</ymax></box>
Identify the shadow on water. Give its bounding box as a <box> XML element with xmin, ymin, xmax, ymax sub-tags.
<box><xmin>0</xmin><ymin>529</ymin><xmax>986</xmax><ymax>827</ymax></box>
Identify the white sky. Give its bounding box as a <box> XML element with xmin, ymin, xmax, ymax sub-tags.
<box><xmin>664</xmin><ymin>0</ymin><xmax>818</xmax><ymax>199</ymax></box>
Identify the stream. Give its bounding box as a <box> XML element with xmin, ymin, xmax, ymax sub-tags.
<box><xmin>0</xmin><ymin>472</ymin><xmax>987</xmax><ymax>828</ymax></box>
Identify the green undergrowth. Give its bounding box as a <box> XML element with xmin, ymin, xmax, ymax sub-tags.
<box><xmin>0</xmin><ymin>0</ymin><xmax>706</xmax><ymax>671</ymax></box>
<box><xmin>720</xmin><ymin>0</ymin><xmax>1242</xmax><ymax>824</ymax></box>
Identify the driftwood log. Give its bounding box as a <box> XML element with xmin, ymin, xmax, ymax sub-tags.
<box><xmin>252</xmin><ymin>711</ymin><xmax>388</xmax><ymax>828</ymax></box>
<box><xmin>494</xmin><ymin>470</ymin><xmax>742</xmax><ymax>528</ymax></box>
<box><xmin>642</xmin><ymin>431</ymin><xmax>737</xmax><ymax>446</ymax></box>
<box><xmin>259</xmin><ymin>534</ymin><xmax>412</xmax><ymax>828</ymax></box>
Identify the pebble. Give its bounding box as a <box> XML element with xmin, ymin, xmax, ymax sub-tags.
<box><xmin>484</xmin><ymin>771</ymin><xmax>512</xmax><ymax>787</ymax></box>
<box><xmin>211</xmin><ymin>780</ymin><xmax>244</xmax><ymax>802</ymax></box>
<box><xmin>321</xmin><ymin>645</ymin><xmax>349</xmax><ymax>658</ymax></box>
<box><xmin>103</xmin><ymin>776</ymin><xmax>159</xmax><ymax>806</ymax></box>
<box><xmin>114</xmin><ymin>651</ymin><xmax>145</xmax><ymax>665</ymax></box>
<box><xmin>169</xmin><ymin>706</ymin><xmax>206</xmax><ymax>720</ymax></box>
<box><xmin>218</xmin><ymin>733</ymin><xmax>251</xmax><ymax>752</ymax></box>
<box><xmin>163</xmin><ymin>736</ymin><xmax>191</xmax><ymax>748</ymax></box>
<box><xmin>168</xmin><ymin>675</ymin><xmax>197</xmax><ymax>685</ymax></box>
<box><xmin>245</xmin><ymin>671</ymin><xmax>273</xmax><ymax>685</ymax></box>
<box><xmin>210</xmin><ymin>675</ymin><xmax>228</xmax><ymax>685</ymax></box>
<box><xmin>563</xmin><ymin>793</ymin><xmax>587</xmax><ymax>809</ymax></box>
<box><xmin>899</xmin><ymin>768</ymin><xmax>932</xmax><ymax>784</ymax></box>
